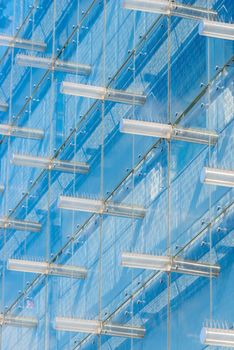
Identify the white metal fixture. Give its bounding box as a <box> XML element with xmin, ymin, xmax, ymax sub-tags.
<box><xmin>120</xmin><ymin>119</ymin><xmax>218</xmax><ymax>145</ymax></box>
<box><xmin>121</xmin><ymin>252</ymin><xmax>220</xmax><ymax>277</ymax></box>
<box><xmin>0</xmin><ymin>34</ymin><xmax>46</xmax><ymax>51</ymax></box>
<box><xmin>0</xmin><ymin>218</ymin><xmax>41</xmax><ymax>232</ymax></box>
<box><xmin>0</xmin><ymin>314</ymin><xmax>38</xmax><ymax>328</ymax></box>
<box><xmin>0</xmin><ymin>124</ymin><xmax>44</xmax><ymax>140</ymax></box>
<box><xmin>200</xmin><ymin>326</ymin><xmax>234</xmax><ymax>348</ymax></box>
<box><xmin>12</xmin><ymin>154</ymin><xmax>89</xmax><ymax>174</ymax></box>
<box><xmin>199</xmin><ymin>20</ymin><xmax>234</xmax><ymax>41</ymax></box>
<box><xmin>8</xmin><ymin>259</ymin><xmax>87</xmax><ymax>279</ymax></box>
<box><xmin>16</xmin><ymin>54</ymin><xmax>91</xmax><ymax>75</ymax></box>
<box><xmin>55</xmin><ymin>317</ymin><xmax>145</xmax><ymax>338</ymax></box>
<box><xmin>61</xmin><ymin>82</ymin><xmax>146</xmax><ymax>105</ymax></box>
<box><xmin>0</xmin><ymin>102</ymin><xmax>8</xmax><ymax>112</ymax></box>
<box><xmin>123</xmin><ymin>0</ymin><xmax>217</xmax><ymax>20</ymax></box>
<box><xmin>58</xmin><ymin>196</ymin><xmax>146</xmax><ymax>219</ymax></box>
<box><xmin>201</xmin><ymin>167</ymin><xmax>234</xmax><ymax>187</ymax></box>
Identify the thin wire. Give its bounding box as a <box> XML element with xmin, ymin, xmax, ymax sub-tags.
<box><xmin>167</xmin><ymin>9</ymin><xmax>171</xmax><ymax>350</ymax></box>
<box><xmin>22</xmin><ymin>0</ymin><xmax>35</xmax><ymax>317</ymax></box>
<box><xmin>44</xmin><ymin>0</ymin><xmax>57</xmax><ymax>348</ymax></box>
<box><xmin>98</xmin><ymin>1</ymin><xmax>107</xmax><ymax>349</ymax></box>
<box><xmin>130</xmin><ymin>7</ymin><xmax>137</xmax><ymax>349</ymax></box>
<box><xmin>207</xmin><ymin>0</ymin><xmax>213</xmax><ymax>323</ymax></box>
<box><xmin>68</xmin><ymin>2</ymin><xmax>82</xmax><ymax>347</ymax></box>
<box><xmin>0</xmin><ymin>16</ymin><xmax>14</xmax><ymax>350</ymax></box>
<box><xmin>0</xmin><ymin>0</ymin><xmax>17</xmax><ymax>345</ymax></box>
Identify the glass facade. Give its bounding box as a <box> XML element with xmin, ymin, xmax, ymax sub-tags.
<box><xmin>0</xmin><ymin>0</ymin><xmax>233</xmax><ymax>349</ymax></box>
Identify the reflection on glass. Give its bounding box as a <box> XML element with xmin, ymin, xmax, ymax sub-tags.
<box><xmin>0</xmin><ymin>314</ymin><xmax>38</xmax><ymax>328</ymax></box>
<box><xmin>12</xmin><ymin>154</ymin><xmax>89</xmax><ymax>174</ymax></box>
<box><xmin>0</xmin><ymin>124</ymin><xmax>44</xmax><ymax>140</ymax></box>
<box><xmin>199</xmin><ymin>20</ymin><xmax>234</xmax><ymax>40</ymax></box>
<box><xmin>120</xmin><ymin>119</ymin><xmax>218</xmax><ymax>145</ymax></box>
<box><xmin>16</xmin><ymin>54</ymin><xmax>91</xmax><ymax>75</ymax></box>
<box><xmin>0</xmin><ymin>218</ymin><xmax>41</xmax><ymax>232</ymax></box>
<box><xmin>55</xmin><ymin>317</ymin><xmax>145</xmax><ymax>338</ymax></box>
<box><xmin>121</xmin><ymin>252</ymin><xmax>220</xmax><ymax>277</ymax></box>
<box><xmin>8</xmin><ymin>259</ymin><xmax>87</xmax><ymax>279</ymax></box>
<box><xmin>61</xmin><ymin>82</ymin><xmax>146</xmax><ymax>105</ymax></box>
<box><xmin>58</xmin><ymin>196</ymin><xmax>146</xmax><ymax>219</ymax></box>
<box><xmin>200</xmin><ymin>326</ymin><xmax>234</xmax><ymax>347</ymax></box>
<box><xmin>201</xmin><ymin>167</ymin><xmax>234</xmax><ymax>187</ymax></box>
<box><xmin>0</xmin><ymin>34</ymin><xmax>46</xmax><ymax>51</ymax></box>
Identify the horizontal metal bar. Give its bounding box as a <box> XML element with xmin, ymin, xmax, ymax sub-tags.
<box><xmin>0</xmin><ymin>102</ymin><xmax>8</xmax><ymax>112</ymax></box>
<box><xmin>0</xmin><ymin>34</ymin><xmax>46</xmax><ymax>51</ymax></box>
<box><xmin>120</xmin><ymin>119</ymin><xmax>218</xmax><ymax>145</ymax></box>
<box><xmin>123</xmin><ymin>0</ymin><xmax>217</xmax><ymax>20</ymax></box>
<box><xmin>120</xmin><ymin>119</ymin><xmax>172</xmax><ymax>138</ymax></box>
<box><xmin>0</xmin><ymin>314</ymin><xmax>38</xmax><ymax>328</ymax></box>
<box><xmin>199</xmin><ymin>20</ymin><xmax>234</xmax><ymax>41</ymax></box>
<box><xmin>58</xmin><ymin>196</ymin><xmax>146</xmax><ymax>219</ymax></box>
<box><xmin>102</xmin><ymin>323</ymin><xmax>145</xmax><ymax>338</ymax></box>
<box><xmin>0</xmin><ymin>124</ymin><xmax>44</xmax><ymax>139</ymax></box>
<box><xmin>201</xmin><ymin>167</ymin><xmax>234</xmax><ymax>188</ymax></box>
<box><xmin>172</xmin><ymin>126</ymin><xmax>218</xmax><ymax>145</ymax></box>
<box><xmin>7</xmin><ymin>259</ymin><xmax>87</xmax><ymax>279</ymax></box>
<box><xmin>200</xmin><ymin>326</ymin><xmax>234</xmax><ymax>347</ymax></box>
<box><xmin>12</xmin><ymin>154</ymin><xmax>89</xmax><ymax>174</ymax></box>
<box><xmin>16</xmin><ymin>54</ymin><xmax>92</xmax><ymax>75</ymax></box>
<box><xmin>55</xmin><ymin>317</ymin><xmax>100</xmax><ymax>334</ymax></box>
<box><xmin>121</xmin><ymin>252</ymin><xmax>220</xmax><ymax>277</ymax></box>
<box><xmin>0</xmin><ymin>218</ymin><xmax>41</xmax><ymax>232</ymax></box>
<box><xmin>61</xmin><ymin>82</ymin><xmax>146</xmax><ymax>105</ymax></box>
<box><xmin>55</xmin><ymin>317</ymin><xmax>145</xmax><ymax>338</ymax></box>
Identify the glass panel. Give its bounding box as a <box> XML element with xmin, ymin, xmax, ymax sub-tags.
<box><xmin>0</xmin><ymin>0</ymin><xmax>233</xmax><ymax>349</ymax></box>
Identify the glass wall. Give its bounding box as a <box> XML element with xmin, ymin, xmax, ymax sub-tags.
<box><xmin>0</xmin><ymin>0</ymin><xmax>233</xmax><ymax>349</ymax></box>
